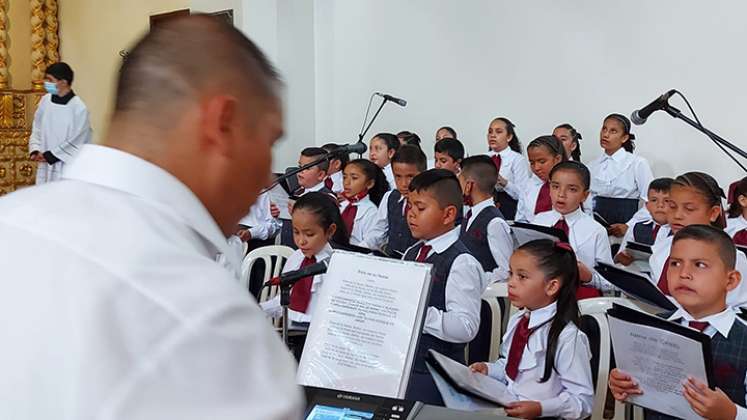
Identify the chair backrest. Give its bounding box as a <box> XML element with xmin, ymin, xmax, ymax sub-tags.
<box><xmin>467</xmin><ymin>296</ymin><xmax>504</xmax><ymax>364</ymax></box>
<box><xmin>239</xmin><ymin>245</ymin><xmax>295</xmax><ymax>304</ymax></box>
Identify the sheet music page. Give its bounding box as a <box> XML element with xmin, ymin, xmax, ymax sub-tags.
<box><xmin>268</xmin><ymin>182</ymin><xmax>292</xmax><ymax>220</ymax></box>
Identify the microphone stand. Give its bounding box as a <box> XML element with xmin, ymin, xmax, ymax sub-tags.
<box><xmin>663</xmin><ymin>104</ymin><xmax>747</xmax><ymax>166</ymax></box>
<box><xmin>358</xmin><ymin>97</ymin><xmax>390</xmax><ymax>145</ymax></box>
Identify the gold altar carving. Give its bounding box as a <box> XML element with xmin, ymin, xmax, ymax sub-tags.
<box><xmin>0</xmin><ymin>0</ymin><xmax>8</xmax><ymax>89</ymax></box>
<box><xmin>44</xmin><ymin>0</ymin><xmax>59</xmax><ymax>67</ymax></box>
<box><xmin>30</xmin><ymin>0</ymin><xmax>46</xmax><ymax>91</ymax></box>
<box><xmin>0</xmin><ymin>90</ymin><xmax>41</xmax><ymax>195</ymax></box>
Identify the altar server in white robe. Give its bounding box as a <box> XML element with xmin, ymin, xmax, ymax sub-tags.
<box><xmin>0</xmin><ymin>17</ymin><xmax>301</xmax><ymax>420</ymax></box>
<box><xmin>28</xmin><ymin>62</ymin><xmax>92</xmax><ymax>184</ymax></box>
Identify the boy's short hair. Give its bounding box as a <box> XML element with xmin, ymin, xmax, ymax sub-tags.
<box><xmin>322</xmin><ymin>143</ymin><xmax>350</xmax><ymax>167</ymax></box>
<box><xmin>460</xmin><ymin>155</ymin><xmax>498</xmax><ymax>194</ymax></box>
<box><xmin>434</xmin><ymin>138</ymin><xmax>465</xmax><ymax>162</ymax></box>
<box><xmin>374</xmin><ymin>133</ymin><xmax>400</xmax><ymax>152</ymax></box>
<box><xmin>392</xmin><ymin>144</ymin><xmax>427</xmax><ymax>172</ymax></box>
<box><xmin>673</xmin><ymin>224</ymin><xmax>736</xmax><ymax>269</ymax></box>
<box><xmin>649</xmin><ymin>177</ymin><xmax>674</xmax><ymax>193</ymax></box>
<box><xmin>408</xmin><ymin>169</ymin><xmax>462</xmax><ymax>210</ymax></box>
<box><xmin>301</xmin><ymin>147</ymin><xmax>329</xmax><ymax>172</ymax></box>
<box><xmin>548</xmin><ymin>161</ymin><xmax>591</xmax><ymax>191</ymax></box>
<box><xmin>45</xmin><ymin>62</ymin><xmax>74</xmax><ymax>85</ymax></box>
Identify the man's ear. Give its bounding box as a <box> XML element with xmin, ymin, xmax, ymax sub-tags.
<box><xmin>202</xmin><ymin>95</ymin><xmax>238</xmax><ymax>155</ymax></box>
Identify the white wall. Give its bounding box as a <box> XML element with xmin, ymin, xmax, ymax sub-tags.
<box><xmin>193</xmin><ymin>0</ymin><xmax>747</xmax><ymax>187</ymax></box>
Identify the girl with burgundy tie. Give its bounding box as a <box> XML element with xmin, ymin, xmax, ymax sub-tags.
<box><xmin>648</xmin><ymin>172</ymin><xmax>747</xmax><ymax>309</ymax></box>
<box><xmin>339</xmin><ymin>159</ymin><xmax>388</xmax><ymax>248</ymax></box>
<box><xmin>487</xmin><ymin>117</ymin><xmax>530</xmax><ymax>220</ymax></box>
<box><xmin>470</xmin><ymin>240</ymin><xmax>594</xmax><ymax>420</ymax></box>
<box><xmin>261</xmin><ymin>192</ymin><xmax>349</xmax><ymax>325</ymax></box>
<box><xmin>533</xmin><ymin>161</ymin><xmax>613</xmax><ymax>298</ymax></box>
<box><xmin>725</xmin><ymin>177</ymin><xmax>747</xmax><ymax>246</ymax></box>
<box><xmin>515</xmin><ymin>135</ymin><xmax>566</xmax><ymax>223</ymax></box>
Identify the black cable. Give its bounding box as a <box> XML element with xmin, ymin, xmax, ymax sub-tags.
<box><xmin>673</xmin><ymin>90</ymin><xmax>747</xmax><ymax>173</ymax></box>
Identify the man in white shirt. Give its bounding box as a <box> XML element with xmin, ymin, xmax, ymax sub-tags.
<box><xmin>0</xmin><ymin>16</ymin><xmax>301</xmax><ymax>420</ymax></box>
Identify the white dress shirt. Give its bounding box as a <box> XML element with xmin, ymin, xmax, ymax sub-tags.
<box><xmin>238</xmin><ymin>191</ymin><xmax>278</xmax><ymax>241</ymax></box>
<box><xmin>0</xmin><ymin>144</ymin><xmax>301</xmax><ymax>420</ymax></box>
<box><xmin>625</xmin><ymin>206</ymin><xmax>653</xmax><ymax>228</ymax></box>
<box><xmin>383</xmin><ymin>163</ymin><xmax>396</xmax><ymax>191</ymax></box>
<box><xmin>515</xmin><ymin>174</ymin><xmax>546</xmax><ymax>223</ymax></box>
<box><xmin>329</xmin><ymin>170</ymin><xmax>344</xmax><ymax>194</ymax></box>
<box><xmin>534</xmin><ymin>207</ymin><xmax>614</xmax><ymax>292</ymax></box>
<box><xmin>667</xmin><ymin>307</ymin><xmax>747</xmax><ymax>420</ymax></box>
<box><xmin>486</xmin><ymin>302</ymin><xmax>594</xmax><ymax>419</ymax></box>
<box><xmin>339</xmin><ymin>195</ymin><xmax>379</xmax><ymax>247</ymax></box>
<box><xmin>588</xmin><ymin>148</ymin><xmax>653</xmax><ymax>201</ymax></box>
<box><xmin>726</xmin><ymin>216</ymin><xmax>747</xmax><ymax>239</ymax></box>
<box><xmin>489</xmin><ymin>148</ymin><xmax>530</xmax><ymax>201</ymax></box>
<box><xmin>466</xmin><ymin>198</ymin><xmax>513</xmax><ymax>283</ymax></box>
<box><xmin>404</xmin><ymin>227</ymin><xmax>486</xmax><ymax>343</ymax></box>
<box><xmin>261</xmin><ymin>243</ymin><xmax>333</xmax><ymax>323</ymax></box>
<box><xmin>28</xmin><ymin>93</ymin><xmax>92</xmax><ymax>184</ymax></box>
<box><xmin>362</xmin><ymin>190</ymin><xmax>407</xmax><ymax>251</ymax></box>
<box><xmin>649</xmin><ymin>234</ymin><xmax>747</xmax><ymax>309</ymax></box>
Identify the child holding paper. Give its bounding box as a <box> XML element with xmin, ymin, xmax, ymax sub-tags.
<box><xmin>402</xmin><ymin>169</ymin><xmax>485</xmax><ymax>406</ymax></box>
<box><xmin>470</xmin><ymin>240</ymin><xmax>594</xmax><ymax>419</ymax></box>
<box><xmin>532</xmin><ymin>161</ymin><xmax>613</xmax><ymax>298</ymax></box>
<box><xmin>610</xmin><ymin>225</ymin><xmax>747</xmax><ymax>420</ymax></box>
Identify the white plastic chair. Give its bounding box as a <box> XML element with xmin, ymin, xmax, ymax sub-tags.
<box><xmin>239</xmin><ymin>245</ymin><xmax>294</xmax><ymax>304</ymax></box>
<box><xmin>481</xmin><ymin>283</ymin><xmax>508</xmax><ymax>361</ymax></box>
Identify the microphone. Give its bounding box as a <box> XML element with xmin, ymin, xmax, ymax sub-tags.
<box><xmin>330</xmin><ymin>142</ymin><xmax>367</xmax><ymax>155</ymax></box>
<box><xmin>631</xmin><ymin>89</ymin><xmax>677</xmax><ymax>125</ymax></box>
<box><xmin>269</xmin><ymin>260</ymin><xmax>329</xmax><ymax>287</ymax></box>
<box><xmin>375</xmin><ymin>92</ymin><xmax>407</xmax><ymax>107</ymax></box>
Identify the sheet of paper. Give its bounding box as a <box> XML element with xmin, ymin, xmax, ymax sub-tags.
<box><xmin>268</xmin><ymin>182</ymin><xmax>292</xmax><ymax>220</ymax></box>
<box><xmin>429</xmin><ymin>351</ymin><xmax>513</xmax><ymax>406</ymax></box>
<box><xmin>297</xmin><ymin>251</ymin><xmax>431</xmax><ymax>398</ymax></box>
<box><xmin>426</xmin><ymin>365</ymin><xmax>503</xmax><ymax>412</ymax></box>
<box><xmin>608</xmin><ymin>316</ymin><xmax>708</xmax><ymax>419</ymax></box>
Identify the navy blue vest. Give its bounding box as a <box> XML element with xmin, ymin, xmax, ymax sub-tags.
<box><xmin>280</xmin><ymin>187</ymin><xmax>335</xmax><ymax>249</ymax></box>
<box><xmin>632</xmin><ymin>221</ymin><xmax>658</xmax><ymax>246</ymax></box>
<box><xmin>404</xmin><ymin>239</ymin><xmax>471</xmax><ymax>374</ymax></box>
<box><xmin>386</xmin><ymin>190</ymin><xmax>416</xmax><ymax>255</ymax></box>
<box><xmin>645</xmin><ymin>313</ymin><xmax>747</xmax><ymax>420</ymax></box>
<box><xmin>459</xmin><ymin>206</ymin><xmax>504</xmax><ymax>272</ymax></box>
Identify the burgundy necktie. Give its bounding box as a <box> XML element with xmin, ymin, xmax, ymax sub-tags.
<box><xmin>734</xmin><ymin>229</ymin><xmax>747</xmax><ymax>246</ymax></box>
<box><xmin>534</xmin><ymin>182</ymin><xmax>552</xmax><ymax>214</ymax></box>
<box><xmin>689</xmin><ymin>321</ymin><xmax>710</xmax><ymax>332</ymax></box>
<box><xmin>506</xmin><ymin>314</ymin><xmax>532</xmax><ymax>380</ymax></box>
<box><xmin>652</xmin><ymin>224</ymin><xmax>661</xmax><ymax>242</ymax></box>
<box><xmin>288</xmin><ymin>256</ymin><xmax>317</xmax><ymax>313</ymax></box>
<box><xmin>491</xmin><ymin>154</ymin><xmax>502</xmax><ymax>172</ymax></box>
<box><xmin>324</xmin><ymin>177</ymin><xmax>333</xmax><ymax>190</ymax></box>
<box><xmin>553</xmin><ymin>217</ymin><xmax>570</xmax><ymax>237</ymax></box>
<box><xmin>416</xmin><ymin>244</ymin><xmax>432</xmax><ymax>262</ymax></box>
<box><xmin>340</xmin><ymin>191</ymin><xmax>368</xmax><ymax>234</ymax></box>
<box><xmin>403</xmin><ymin>199</ymin><xmax>411</xmax><ymax>217</ymax></box>
<box><xmin>657</xmin><ymin>256</ymin><xmax>671</xmax><ymax>295</ymax></box>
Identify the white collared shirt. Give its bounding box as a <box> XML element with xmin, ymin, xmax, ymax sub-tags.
<box><xmin>383</xmin><ymin>163</ymin><xmax>395</xmax><ymax>191</ymax></box>
<box><xmin>533</xmin><ymin>207</ymin><xmax>614</xmax><ymax>292</ymax></box>
<box><xmin>403</xmin><ymin>227</ymin><xmax>486</xmax><ymax>343</ymax></box>
<box><xmin>303</xmin><ymin>181</ymin><xmax>326</xmax><ymax>194</ymax></box>
<box><xmin>489</xmin><ymin>148</ymin><xmax>530</xmax><ymax>200</ymax></box>
<box><xmin>237</xmin><ymin>191</ymin><xmax>278</xmax><ymax>241</ymax></box>
<box><xmin>362</xmin><ymin>190</ymin><xmax>403</xmax><ymax>251</ymax></box>
<box><xmin>726</xmin><ymin>216</ymin><xmax>747</xmax><ymax>239</ymax></box>
<box><xmin>0</xmin><ymin>144</ymin><xmax>301</xmax><ymax>419</ymax></box>
<box><xmin>649</xmin><ymin>235</ymin><xmax>747</xmax><ymax>309</ymax></box>
<box><xmin>339</xmin><ymin>195</ymin><xmax>379</xmax><ymax>247</ymax></box>
<box><xmin>589</xmin><ymin>148</ymin><xmax>653</xmax><ymax>200</ymax></box>
<box><xmin>329</xmin><ymin>171</ymin><xmax>344</xmax><ymax>194</ymax></box>
<box><xmin>667</xmin><ymin>307</ymin><xmax>747</xmax><ymax>420</ymax></box>
<box><xmin>466</xmin><ymin>198</ymin><xmax>513</xmax><ymax>283</ymax></box>
<box><xmin>515</xmin><ymin>174</ymin><xmax>546</xmax><ymax>223</ymax></box>
<box><xmin>261</xmin><ymin>243</ymin><xmax>333</xmax><ymax>323</ymax></box>
<box><xmin>486</xmin><ymin>302</ymin><xmax>594</xmax><ymax>419</ymax></box>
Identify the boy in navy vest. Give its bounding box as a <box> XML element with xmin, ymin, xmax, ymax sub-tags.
<box><xmin>615</xmin><ymin>177</ymin><xmax>673</xmax><ymax>266</ymax></box>
<box><xmin>402</xmin><ymin>169</ymin><xmax>486</xmax><ymax>405</ymax></box>
<box><xmin>280</xmin><ymin>147</ymin><xmax>335</xmax><ymax>247</ymax></box>
<box><xmin>363</xmin><ymin>145</ymin><xmax>426</xmax><ymax>256</ymax></box>
<box><xmin>610</xmin><ymin>225</ymin><xmax>747</xmax><ymax>420</ymax></box>
<box><xmin>458</xmin><ymin>155</ymin><xmax>513</xmax><ymax>283</ymax></box>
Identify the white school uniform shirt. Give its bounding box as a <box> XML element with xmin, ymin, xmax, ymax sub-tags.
<box><xmin>382</xmin><ymin>163</ymin><xmax>396</xmax><ymax>191</ymax></box>
<box><xmin>726</xmin><ymin>216</ymin><xmax>747</xmax><ymax>239</ymax></box>
<box><xmin>261</xmin><ymin>243</ymin><xmax>333</xmax><ymax>324</ymax></box>
<box><xmin>486</xmin><ymin>302</ymin><xmax>594</xmax><ymax>419</ymax></box>
<box><xmin>362</xmin><ymin>190</ymin><xmax>405</xmax><ymax>251</ymax></box>
<box><xmin>238</xmin><ymin>191</ymin><xmax>278</xmax><ymax>241</ymax></box>
<box><xmin>28</xmin><ymin>92</ymin><xmax>92</xmax><ymax>184</ymax></box>
<box><xmin>339</xmin><ymin>194</ymin><xmax>379</xmax><ymax>247</ymax></box>
<box><xmin>515</xmin><ymin>174</ymin><xmax>546</xmax><ymax>223</ymax></box>
<box><xmin>466</xmin><ymin>198</ymin><xmax>513</xmax><ymax>283</ymax></box>
<box><xmin>534</xmin><ymin>207</ymin><xmax>614</xmax><ymax>292</ymax></box>
<box><xmin>328</xmin><ymin>171</ymin><xmax>344</xmax><ymax>194</ymax></box>
<box><xmin>0</xmin><ymin>144</ymin><xmax>301</xmax><ymax>420</ymax></box>
<box><xmin>649</xmin><ymin>234</ymin><xmax>747</xmax><ymax>309</ymax></box>
<box><xmin>667</xmin><ymin>307</ymin><xmax>747</xmax><ymax>420</ymax></box>
<box><xmin>302</xmin><ymin>181</ymin><xmax>326</xmax><ymax>194</ymax></box>
<box><xmin>625</xmin><ymin>206</ymin><xmax>653</xmax><ymax>228</ymax></box>
<box><xmin>617</xmin><ymin>217</ymin><xmax>663</xmax><ymax>255</ymax></box>
<box><xmin>489</xmin><ymin>148</ymin><xmax>530</xmax><ymax>201</ymax></box>
<box><xmin>404</xmin><ymin>227</ymin><xmax>486</xmax><ymax>343</ymax></box>
<box><xmin>588</xmin><ymin>148</ymin><xmax>653</xmax><ymax>201</ymax></box>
